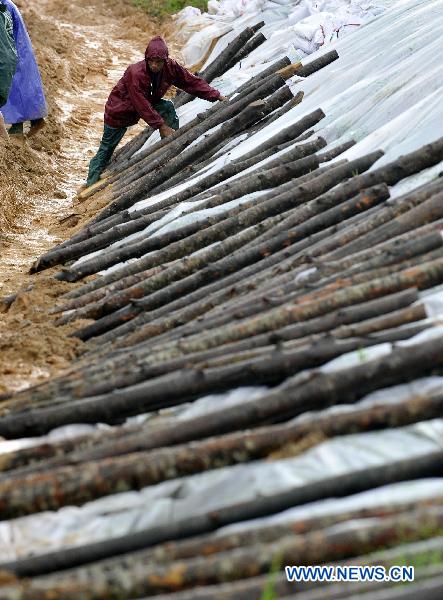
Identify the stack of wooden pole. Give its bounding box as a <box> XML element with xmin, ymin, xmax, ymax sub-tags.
<box><xmin>56</xmin><ymin>49</ymin><xmax>338</xmax><ymax>212</ymax></box>
<box><xmin>1</xmin><ymin>491</ymin><xmax>443</xmax><ymax>593</ymax></box>
<box><xmin>1</xmin><ymin>31</ymin><xmax>443</xmax><ymax>597</ymax></box>
<box><xmin>109</xmin><ymin>23</ymin><xmax>265</xmax><ymax>168</ymax></box>
<box><xmin>1</xmin><ymin>172</ymin><xmax>443</xmax><ymax>600</ymax></box>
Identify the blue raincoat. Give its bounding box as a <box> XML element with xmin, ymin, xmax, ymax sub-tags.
<box><xmin>1</xmin><ymin>0</ymin><xmax>47</xmax><ymax>123</ymax></box>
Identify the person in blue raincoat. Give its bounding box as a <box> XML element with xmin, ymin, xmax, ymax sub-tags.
<box><xmin>0</xmin><ymin>0</ymin><xmax>17</xmax><ymax>140</ymax></box>
<box><xmin>1</xmin><ymin>0</ymin><xmax>47</xmax><ymax>138</ymax></box>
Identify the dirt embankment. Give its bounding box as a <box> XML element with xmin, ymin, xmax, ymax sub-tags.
<box><xmin>0</xmin><ymin>0</ymin><xmax>181</xmax><ymax>394</ymax></box>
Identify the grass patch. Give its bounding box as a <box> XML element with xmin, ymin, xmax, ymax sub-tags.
<box><xmin>134</xmin><ymin>0</ymin><xmax>208</xmax><ymax>18</ymax></box>
<box><xmin>261</xmin><ymin>553</ymin><xmax>283</xmax><ymax>600</ymax></box>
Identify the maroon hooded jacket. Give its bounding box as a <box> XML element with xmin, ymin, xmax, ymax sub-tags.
<box><xmin>104</xmin><ymin>36</ymin><xmax>220</xmax><ymax>129</ymax></box>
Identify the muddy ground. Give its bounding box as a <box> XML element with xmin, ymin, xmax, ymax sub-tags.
<box><xmin>0</xmin><ymin>0</ymin><xmax>182</xmax><ymax>393</ymax></box>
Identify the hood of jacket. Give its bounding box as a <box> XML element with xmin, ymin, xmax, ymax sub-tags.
<box><xmin>145</xmin><ymin>36</ymin><xmax>168</xmax><ymax>60</ymax></box>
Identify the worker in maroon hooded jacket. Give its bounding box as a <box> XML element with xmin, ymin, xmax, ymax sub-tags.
<box><xmin>86</xmin><ymin>36</ymin><xmax>226</xmax><ymax>187</ymax></box>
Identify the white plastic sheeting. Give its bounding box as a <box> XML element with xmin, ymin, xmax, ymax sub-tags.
<box><xmin>217</xmin><ymin>478</ymin><xmax>443</xmax><ymax>535</ymax></box>
<box><xmin>131</xmin><ymin>0</ymin><xmax>443</xmax><ymax>220</ymax></box>
<box><xmin>1</xmin><ymin>418</ymin><xmax>442</xmax><ymax>560</ymax></box>
<box><xmin>320</xmin><ymin>325</ymin><xmax>443</xmax><ymax>373</ymax></box>
<box><xmin>5</xmin><ymin>0</ymin><xmax>443</xmax><ymax>563</ymax></box>
<box><xmin>5</xmin><ymin>291</ymin><xmax>442</xmax><ymax>458</ymax></box>
<box><xmin>72</xmin><ymin>188</ymin><xmax>269</xmax><ymax>269</ymax></box>
<box><xmin>0</xmin><ymin>424</ymin><xmax>111</xmax><ymax>458</ymax></box>
<box><xmin>0</xmin><ymin>388</ymin><xmax>268</xmax><ymax>457</ymax></box>
<box><xmin>178</xmin><ymin>0</ymin><xmax>385</xmax><ymax>68</ymax></box>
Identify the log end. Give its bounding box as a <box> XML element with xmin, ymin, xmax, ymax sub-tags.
<box><xmin>277</xmin><ymin>62</ymin><xmax>303</xmax><ymax>80</ymax></box>
<box><xmin>29</xmin><ymin>258</ymin><xmax>42</xmax><ymax>274</ymax></box>
<box><xmin>77</xmin><ymin>178</ymin><xmax>109</xmax><ymax>201</ymax></box>
<box><xmin>54</xmin><ymin>269</ymin><xmax>78</xmax><ymax>283</ymax></box>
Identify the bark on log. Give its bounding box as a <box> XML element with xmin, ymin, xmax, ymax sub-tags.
<box><xmin>13</xmin><ymin>288</ymin><xmax>418</xmax><ymax>412</ymax></box>
<box><xmin>229</xmin><ymin>61</ymin><xmax>301</xmax><ymax>105</ymax></box>
<box><xmin>67</xmin><ymin>212</ymin><xmax>295</xmax><ymax>333</ymax></box>
<box><xmin>31</xmin><ymin>211</ymin><xmax>168</xmax><ymax>272</ymax></box>
<box><xmin>68</xmin><ymin>126</ymin><xmax>317</xmax><ymax>265</ymax></box>
<box><xmin>4</xmin><ymin>381</ymin><xmax>440</xmax><ymax>506</ymax></box>
<box><xmin>67</xmin><ymin>500</ymin><xmax>443</xmax><ymax>566</ymax></box>
<box><xmin>229</xmin><ymin>56</ymin><xmax>291</xmax><ymax>98</ymax></box>
<box><xmin>109</xmin><ymin>126</ymin><xmax>153</xmax><ymax>167</ymax></box>
<box><xmin>2</xmin><ymin>470</ymin><xmax>442</xmax><ymax>578</ymax></box>
<box><xmin>330</xmin><ymin>191</ymin><xmax>443</xmax><ymax>259</ymax></box>
<box><xmin>252</xmin><ymin>145</ymin><xmax>443</xmax><ymax>247</ymax></box>
<box><xmin>149</xmin><ymin>133</ymin><xmax>243</xmax><ymax>196</ymax></box>
<box><xmin>94</xmin><ymin>183</ymin><xmax>389</xmax><ymax>339</ymax></box>
<box><xmin>2</xmin><ymin>544</ymin><xmax>441</xmax><ymax>600</ymax></box>
<box><xmin>9</xmin><ymin>294</ymin><xmax>424</xmax><ymax>429</ymax></box>
<box><xmin>52</xmin><ymin>168</ymin><xmax>327</xmax><ymax>316</ymax></box>
<box><xmin>64</xmin><ymin>155</ymin><xmax>381</xmax><ymax>338</ymax></box>
<box><xmin>113</xmin><ymin>85</ymin><xmax>306</xmax><ymax>202</ymax></box>
<box><xmin>197</xmin><ymin>26</ymin><xmax>258</xmax><ymax>81</ymax></box>
<box><xmin>108</xmin><ymin>57</ymin><xmax>293</xmax><ymax>187</ymax></box>
<box><xmin>60</xmin><ymin>151</ymin><xmax>380</xmax><ymax>291</ymax></box>
<box><xmin>249</xmin><ymin>90</ymin><xmax>304</xmax><ymax>133</ymax></box>
<box><xmin>233</xmin><ymin>109</ymin><xmax>328</xmax><ymax>163</ymax></box>
<box><xmin>58</xmin><ymin>149</ymin><xmax>443</xmax><ymax>326</ymax></box>
<box><xmin>172</xmin><ymin>23</ymin><xmax>264</xmax><ymax>110</ymax></box>
<box><xmin>0</xmin><ymin>293</ymin><xmax>420</xmax><ymax>468</ymax></box>
<box><xmin>318</xmin><ymin>139</ymin><xmax>355</xmax><ymax>162</ymax></box>
<box><xmin>297</xmin><ymin>49</ymin><xmax>339</xmax><ymax>77</ymax></box>
<box><xmin>223</xmin><ymin>32</ymin><xmax>267</xmax><ymax>73</ymax></box>
<box><xmin>56</xmin><ymin>160</ymin><xmax>330</xmax><ymax>308</ymax></box>
<box><xmin>223</xmin><ymin>225</ymin><xmax>443</xmax><ymax>330</ymax></box>
<box><xmin>104</xmin><ymin>253</ymin><xmax>443</xmax><ymax>355</ymax></box>
<box><xmin>97</xmin><ymin>99</ymin><xmax>270</xmax><ymax>221</ymax></box>
<box><xmin>4</xmin><ymin>306</ymin><xmax>443</xmax><ymax>437</ymax></box>
<box><xmin>96</xmin><ymin>84</ymin><xmax>258</xmax><ymax>198</ymax></box>
<box><xmin>165</xmin><ymin>136</ymin><xmax>325</xmax><ymax>214</ymax></box>
<box><xmin>118</xmin><ymin>111</ymin><xmax>323</xmax><ymax>216</ymax></box>
<box><xmin>123</xmin><ymin>104</ymin><xmax>316</xmax><ymax>216</ymax></box>
<box><xmin>58</xmin><ymin>154</ymin><xmax>320</xmax><ymax>285</ymax></box>
<box><xmin>116</xmin><ymin>283</ymin><xmax>418</xmax><ymax>356</ymax></box>
<box><xmin>283</xmin><ymin>177</ymin><xmax>443</xmax><ymax>267</ymax></box>
<box><xmin>67</xmin><ymin>165</ymin><xmax>361</xmax><ymax>341</ymax></box>
<box><xmin>106</xmin><ymin>70</ymin><xmax>295</xmax><ymax>198</ymax></box>
<box><xmin>70</xmin><ymin>194</ymin><xmax>423</xmax><ymax>348</ymax></box>
<box><xmin>158</xmin><ymin>262</ymin><xmax>424</xmax><ymax>345</ymax></box>
<box><xmin>51</xmin><ymin>262</ymin><xmax>181</xmax><ymax>315</ymax></box>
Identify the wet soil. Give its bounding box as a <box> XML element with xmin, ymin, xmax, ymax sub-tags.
<box><xmin>0</xmin><ymin>0</ymin><xmax>181</xmax><ymax>393</ymax></box>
